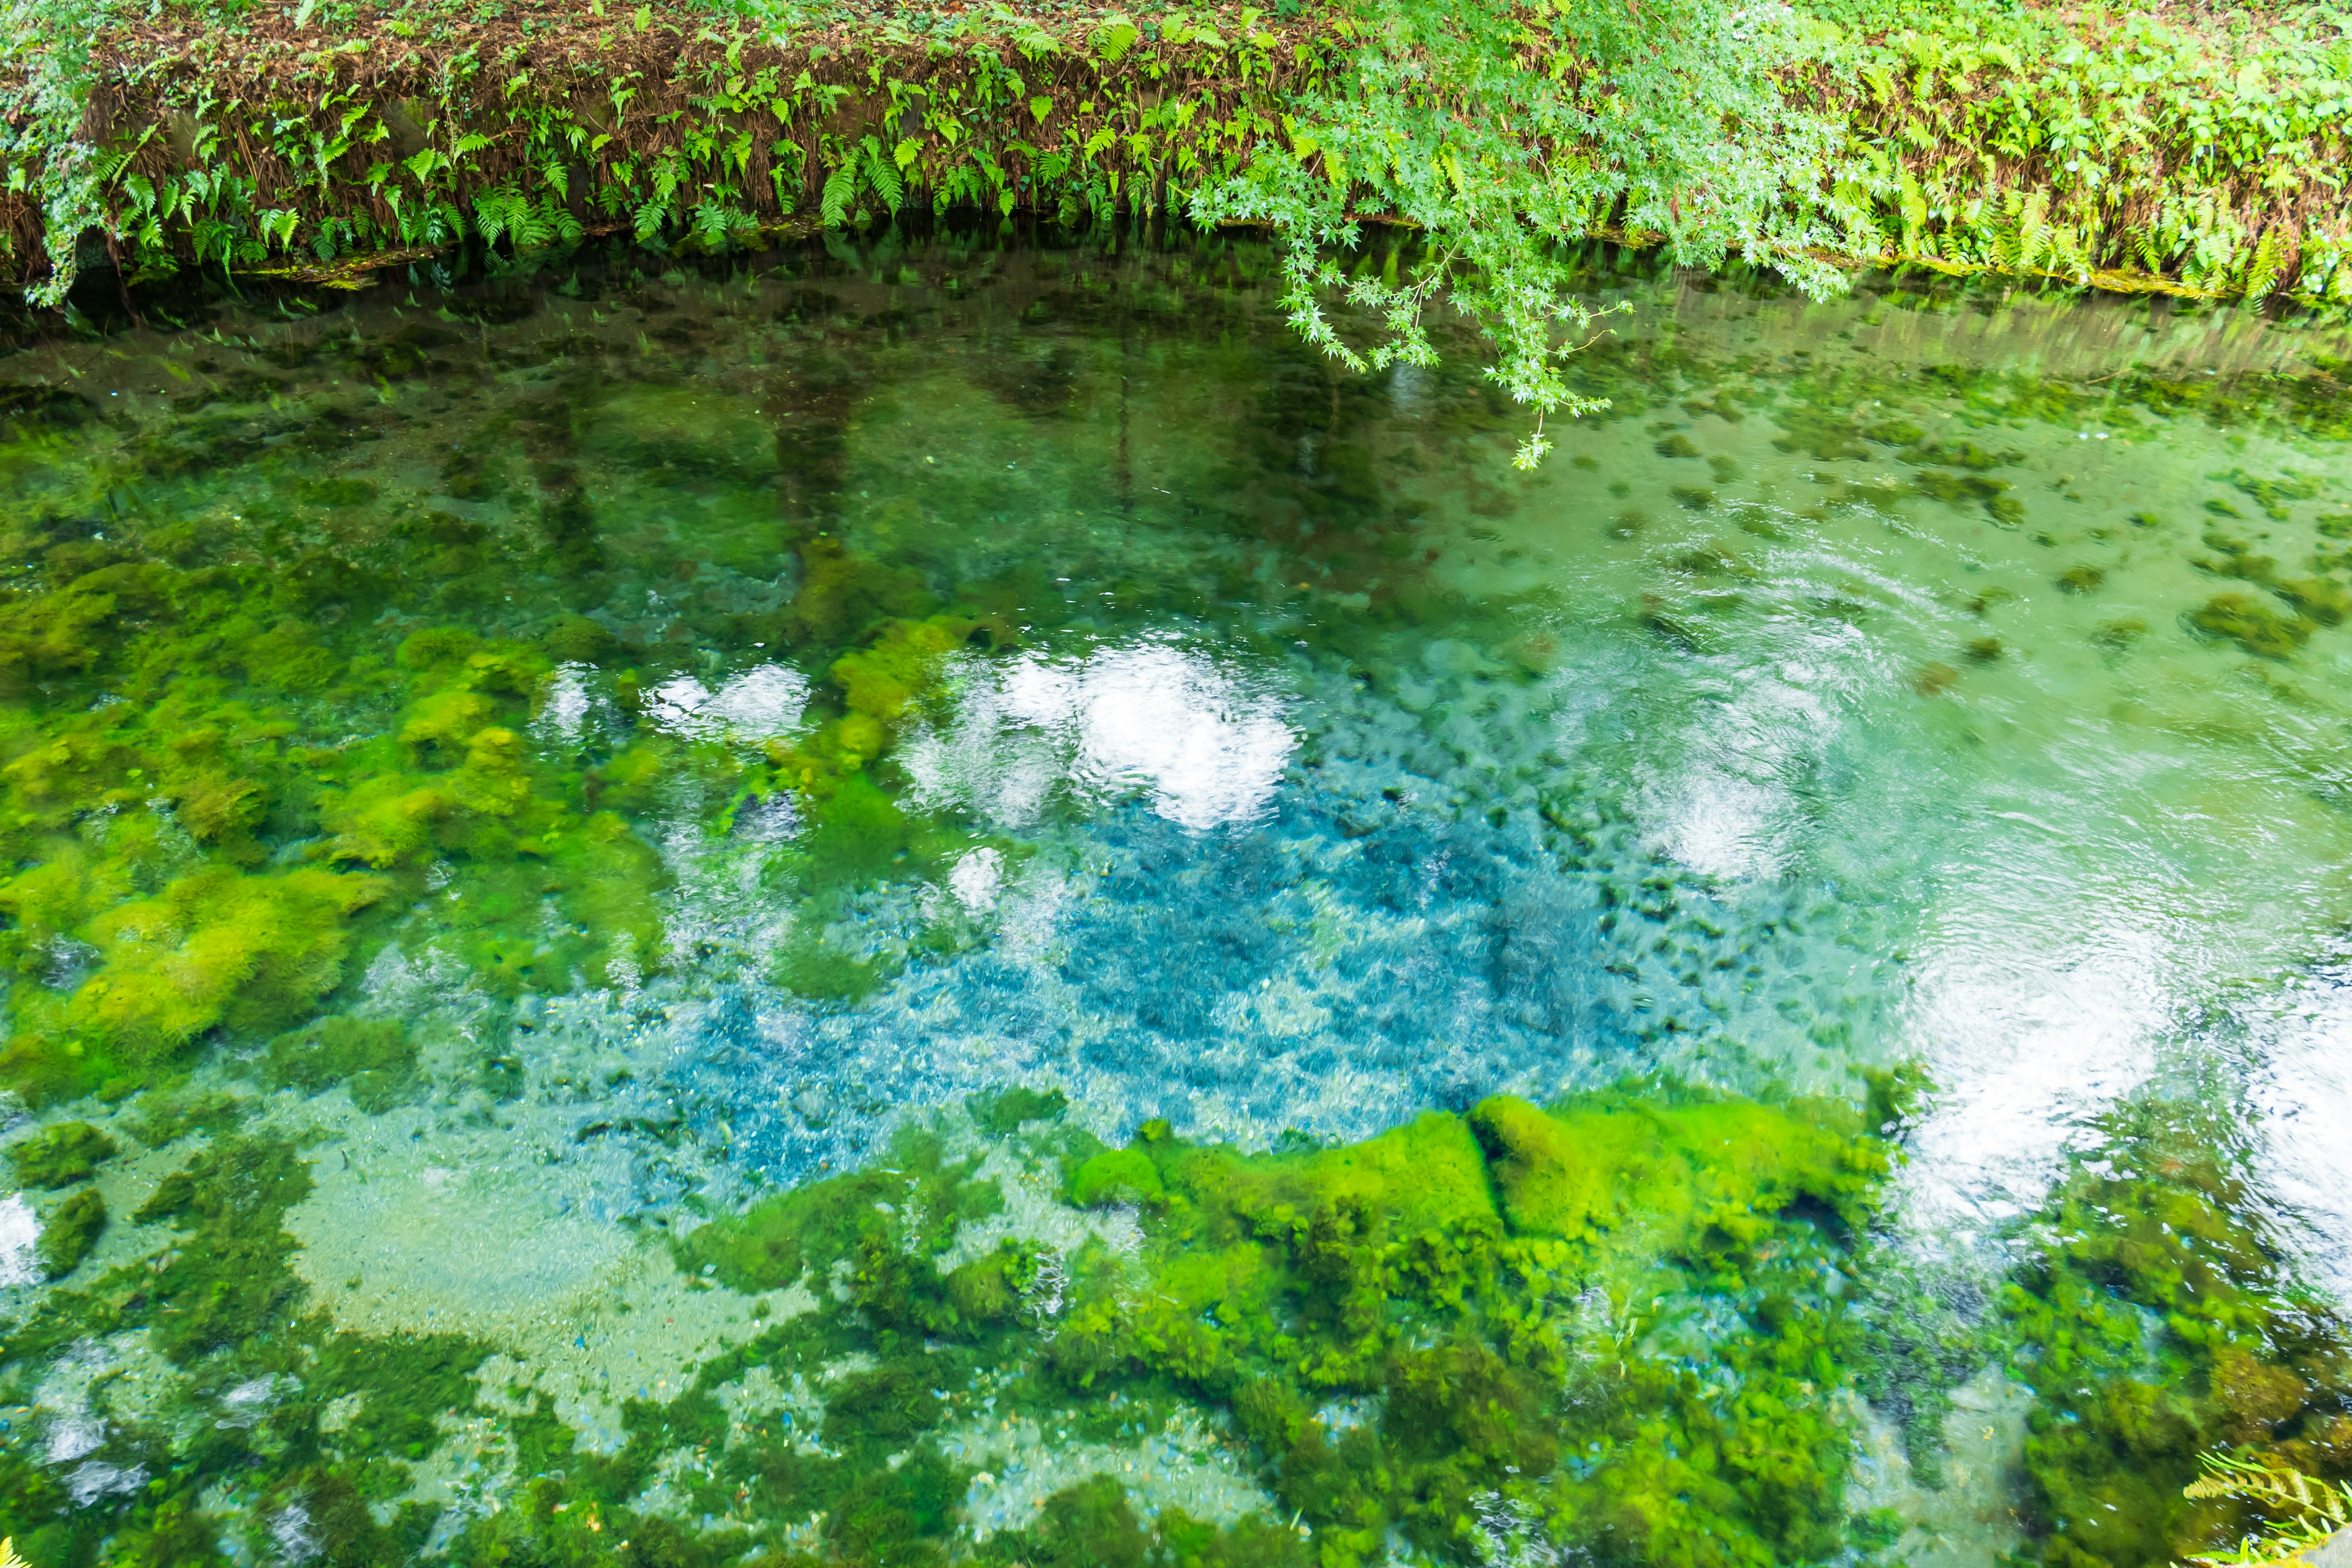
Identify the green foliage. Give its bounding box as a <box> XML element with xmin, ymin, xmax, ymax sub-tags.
<box><xmin>2</xmin><ymin>0</ymin><xmax>2341</xmax><ymax>475</ymax></box>
<box><xmin>2180</xmin><ymin>1454</ymin><xmax>2352</xmax><ymax>1567</ymax></box>
<box><xmin>1196</xmin><ymin>0</ymin><xmax>1856</xmax><ymax>464</ymax></box>
<box><xmin>6</xmin><ymin>1119</ymin><xmax>116</xmax><ymax>1188</ymax></box>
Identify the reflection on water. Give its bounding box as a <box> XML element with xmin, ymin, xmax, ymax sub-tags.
<box><xmin>0</xmin><ymin>234</ymin><xmax>2348</xmax><ymax>1566</ymax></box>
<box><xmin>643</xmin><ymin>663</ymin><xmax>813</xmax><ymax>746</ymax></box>
<box><xmin>905</xmin><ymin>638</ymin><xmax>1296</xmax><ymax>831</ymax></box>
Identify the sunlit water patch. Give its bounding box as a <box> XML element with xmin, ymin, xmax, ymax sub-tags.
<box><xmin>0</xmin><ymin>236</ymin><xmax>2349</xmax><ymax>1567</ymax></box>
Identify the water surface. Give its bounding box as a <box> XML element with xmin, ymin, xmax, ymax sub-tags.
<box><xmin>2</xmin><ymin>234</ymin><xmax>2350</xmax><ymax>1568</ymax></box>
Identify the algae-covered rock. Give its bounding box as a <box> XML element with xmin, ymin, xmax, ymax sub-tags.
<box><xmin>2275</xmin><ymin>577</ymin><xmax>2352</xmax><ymax>627</ymax></box>
<box><xmin>679</xmin><ymin>1126</ymin><xmax>1002</xmax><ymax>1295</ymax></box>
<box><xmin>265</xmin><ymin>1016</ymin><xmax>418</xmax><ymax>1114</ymax></box>
<box><xmin>7</xmin><ymin>1120</ymin><xmax>117</xmax><ymax>1188</ymax></box>
<box><xmin>35</xmin><ymin>1187</ymin><xmax>106</xmax><ymax>1277</ymax></box>
<box><xmin>2189</xmin><ymin>590</ymin><xmax>2311</xmax><ymax>657</ymax></box>
<box><xmin>1071</xmin><ymin>1147</ymin><xmax>1163</xmax><ymax>1208</ymax></box>
<box><xmin>1171</xmin><ymin>1109</ymin><xmax>1498</xmax><ymax>1243</ymax></box>
<box><xmin>1470</xmin><ymin>1091</ymin><xmax>1880</xmax><ymax>1250</ymax></box>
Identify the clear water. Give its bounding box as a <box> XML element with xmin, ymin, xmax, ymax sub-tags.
<box><xmin>2</xmin><ymin>233</ymin><xmax>2351</xmax><ymax>1568</ymax></box>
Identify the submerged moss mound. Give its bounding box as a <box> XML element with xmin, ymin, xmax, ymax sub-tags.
<box><xmin>33</xmin><ymin>1188</ymin><xmax>105</xmax><ymax>1278</ymax></box>
<box><xmin>2000</xmin><ymin>1103</ymin><xmax>2352</xmax><ymax>1568</ymax></box>
<box><xmin>5</xmin><ymin>1119</ymin><xmax>116</xmax><ymax>1188</ymax></box>
<box><xmin>263</xmin><ymin>1016</ymin><xmax>418</xmax><ymax>1114</ymax></box>
<box><xmin>666</xmin><ymin>1086</ymin><xmax>1896</xmax><ymax>1567</ymax></box>
<box><xmin>2187</xmin><ymin>591</ymin><xmax>2311</xmax><ymax>658</ymax></box>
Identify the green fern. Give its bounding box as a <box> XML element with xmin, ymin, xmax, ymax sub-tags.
<box><xmin>861</xmin><ymin>134</ymin><xmax>903</xmax><ymax>213</ymax></box>
<box><xmin>819</xmin><ymin>163</ymin><xmax>858</xmax><ymax>228</ymax></box>
<box><xmin>2180</xmin><ymin>1453</ymin><xmax>2352</xmax><ymax>1568</ymax></box>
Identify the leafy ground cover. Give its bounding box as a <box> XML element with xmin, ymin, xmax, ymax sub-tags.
<box><xmin>1</xmin><ymin>0</ymin><xmax>2347</xmax><ymax>464</ymax></box>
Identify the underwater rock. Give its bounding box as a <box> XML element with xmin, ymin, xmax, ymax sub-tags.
<box><xmin>2188</xmin><ymin>591</ymin><xmax>2311</xmax><ymax>658</ymax></box>
<box><xmin>2275</xmin><ymin>578</ymin><xmax>2352</xmax><ymax>627</ymax></box>
<box><xmin>34</xmin><ymin>1187</ymin><xmax>105</xmax><ymax>1278</ymax></box>
<box><xmin>5</xmin><ymin>1121</ymin><xmax>116</xmax><ymax>1188</ymax></box>
<box><xmin>265</xmin><ymin>1016</ymin><xmax>419</xmax><ymax>1114</ymax></box>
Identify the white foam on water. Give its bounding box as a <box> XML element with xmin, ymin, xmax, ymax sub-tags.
<box><xmin>0</xmin><ymin>1192</ymin><xmax>38</xmax><ymax>1287</ymax></box>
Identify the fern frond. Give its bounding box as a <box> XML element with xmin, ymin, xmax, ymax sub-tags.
<box><xmin>820</xmin><ymin>164</ymin><xmax>858</xmax><ymax>228</ymax></box>
<box><xmin>2178</xmin><ymin>1453</ymin><xmax>2352</xmax><ymax>1568</ymax></box>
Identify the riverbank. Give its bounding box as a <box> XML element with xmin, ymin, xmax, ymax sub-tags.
<box><xmin>1</xmin><ymin>0</ymin><xmax>2348</xmax><ymax>316</ymax></box>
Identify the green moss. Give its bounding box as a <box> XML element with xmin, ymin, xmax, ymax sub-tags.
<box><xmin>6</xmin><ymin>1119</ymin><xmax>117</xmax><ymax>1187</ymax></box>
<box><xmin>0</xmin><ymin>864</ymin><xmax>390</xmax><ymax>1102</ymax></box>
<box><xmin>1071</xmin><ymin>1147</ymin><xmax>1164</xmax><ymax>1208</ymax></box>
<box><xmin>676</xmin><ymin>1126</ymin><xmax>1001</xmax><ymax>1296</ymax></box>
<box><xmin>128</xmin><ymin>1134</ymin><xmax>314</xmax><ymax>1362</ymax></box>
<box><xmin>2001</xmin><ymin>1102</ymin><xmax>2352</xmax><ymax>1567</ymax></box>
<box><xmin>264</xmin><ymin>1016</ymin><xmax>418</xmax><ymax>1113</ymax></box>
<box><xmin>125</xmin><ymin>1084</ymin><xmax>248</xmax><ymax>1146</ymax></box>
<box><xmin>829</xmin><ymin>614</ymin><xmax>985</xmax><ymax>728</ymax></box>
<box><xmin>2274</xmin><ymin>576</ymin><xmax>2352</xmax><ymax>627</ymax></box>
<box><xmin>34</xmin><ymin>1187</ymin><xmax>105</xmax><ymax>1277</ymax></box>
<box><xmin>2188</xmin><ymin>590</ymin><xmax>2311</xmax><ymax>657</ymax></box>
<box><xmin>772</xmin><ymin>937</ymin><xmax>889</xmax><ymax>1004</ymax></box>
<box><xmin>2211</xmin><ymin>466</ymin><xmax>2322</xmax><ymax>521</ymax></box>
<box><xmin>1170</xmin><ymin>1110</ymin><xmax>1499</xmax><ymax>1245</ymax></box>
<box><xmin>1469</xmin><ymin>1090</ymin><xmax>1878</xmax><ymax>1254</ymax></box>
<box><xmin>986</xmin><ymin>1476</ymin><xmax>1152</xmax><ymax>1568</ymax></box>
<box><xmin>970</xmin><ymin>1084</ymin><xmax>1069</xmax><ymax>1136</ymax></box>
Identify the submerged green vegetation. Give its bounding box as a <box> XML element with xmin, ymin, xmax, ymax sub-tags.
<box><xmin>0</xmin><ymin>235</ymin><xmax>2350</xmax><ymax>1565</ymax></box>
<box><xmin>6</xmin><ymin>1077</ymin><xmax>2346</xmax><ymax>1567</ymax></box>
